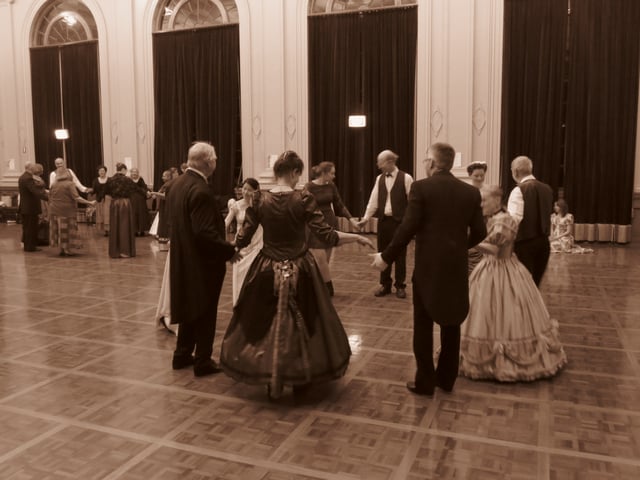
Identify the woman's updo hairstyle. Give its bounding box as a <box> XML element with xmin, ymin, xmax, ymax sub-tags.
<box><xmin>243</xmin><ymin>177</ymin><xmax>260</xmax><ymax>191</ymax></box>
<box><xmin>273</xmin><ymin>150</ymin><xmax>304</xmax><ymax>178</ymax></box>
<box><xmin>466</xmin><ymin>161</ymin><xmax>487</xmax><ymax>176</ymax></box>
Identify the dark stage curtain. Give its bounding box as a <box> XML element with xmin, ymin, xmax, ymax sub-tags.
<box><xmin>308</xmin><ymin>7</ymin><xmax>417</xmax><ymax>214</ymax></box>
<box><xmin>60</xmin><ymin>41</ymin><xmax>103</xmax><ymax>188</ymax></box>
<box><xmin>500</xmin><ymin>0</ymin><xmax>568</xmax><ymax>197</ymax></box>
<box><xmin>30</xmin><ymin>47</ymin><xmax>63</xmax><ymax>183</ymax></box>
<box><xmin>564</xmin><ymin>0</ymin><xmax>640</xmax><ymax>225</ymax></box>
<box><xmin>153</xmin><ymin>25</ymin><xmax>241</xmax><ymax>197</ymax></box>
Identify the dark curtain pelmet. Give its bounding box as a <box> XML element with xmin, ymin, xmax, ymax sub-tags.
<box><xmin>30</xmin><ymin>47</ymin><xmax>63</xmax><ymax>183</ymax></box>
<box><xmin>563</xmin><ymin>0</ymin><xmax>640</xmax><ymax>224</ymax></box>
<box><xmin>308</xmin><ymin>8</ymin><xmax>417</xmax><ymax>214</ymax></box>
<box><xmin>500</xmin><ymin>0</ymin><xmax>568</xmax><ymax>197</ymax></box>
<box><xmin>153</xmin><ymin>25</ymin><xmax>241</xmax><ymax>197</ymax></box>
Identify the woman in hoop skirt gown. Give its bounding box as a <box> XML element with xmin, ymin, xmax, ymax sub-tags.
<box><xmin>220</xmin><ymin>151</ymin><xmax>373</xmax><ymax>398</ymax></box>
<box><xmin>460</xmin><ymin>185</ymin><xmax>567</xmax><ymax>381</ymax></box>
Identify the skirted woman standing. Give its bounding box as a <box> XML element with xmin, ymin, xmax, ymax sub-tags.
<box><xmin>220</xmin><ymin>151</ymin><xmax>373</xmax><ymax>399</ymax></box>
<box><xmin>49</xmin><ymin>169</ymin><xmax>96</xmax><ymax>256</ymax></box>
<box><xmin>105</xmin><ymin>163</ymin><xmax>137</xmax><ymax>258</ymax></box>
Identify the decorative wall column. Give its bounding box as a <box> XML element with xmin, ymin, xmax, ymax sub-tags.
<box><xmin>414</xmin><ymin>0</ymin><xmax>503</xmax><ymax>183</ymax></box>
<box><xmin>0</xmin><ymin>0</ymin><xmax>21</xmax><ymax>188</ymax></box>
<box><xmin>108</xmin><ymin>1</ymin><xmax>141</xmax><ymax>176</ymax></box>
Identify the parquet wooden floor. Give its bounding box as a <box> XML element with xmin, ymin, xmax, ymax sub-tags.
<box><xmin>0</xmin><ymin>223</ymin><xmax>638</xmax><ymax>479</ymax></box>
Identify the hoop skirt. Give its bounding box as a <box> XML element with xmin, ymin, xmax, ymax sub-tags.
<box><xmin>460</xmin><ymin>211</ymin><xmax>567</xmax><ymax>381</ymax></box>
<box><xmin>221</xmin><ymin>189</ymin><xmax>351</xmax><ymax>393</ymax></box>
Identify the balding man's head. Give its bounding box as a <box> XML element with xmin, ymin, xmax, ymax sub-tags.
<box><xmin>376</xmin><ymin>150</ymin><xmax>399</xmax><ymax>174</ymax></box>
<box><xmin>510</xmin><ymin>156</ymin><xmax>533</xmax><ymax>182</ymax></box>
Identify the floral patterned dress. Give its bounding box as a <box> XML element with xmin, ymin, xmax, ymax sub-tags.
<box><xmin>550</xmin><ymin>213</ymin><xmax>593</xmax><ymax>254</ymax></box>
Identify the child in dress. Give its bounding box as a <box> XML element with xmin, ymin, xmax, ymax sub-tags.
<box><xmin>550</xmin><ymin>199</ymin><xmax>593</xmax><ymax>254</ymax></box>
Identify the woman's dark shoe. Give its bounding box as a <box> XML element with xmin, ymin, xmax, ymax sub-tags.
<box><xmin>292</xmin><ymin>383</ymin><xmax>312</xmax><ymax>395</ymax></box>
<box><xmin>325</xmin><ymin>281</ymin><xmax>334</xmax><ymax>297</ymax></box>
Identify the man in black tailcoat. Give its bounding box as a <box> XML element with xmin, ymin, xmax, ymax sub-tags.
<box><xmin>372</xmin><ymin>143</ymin><xmax>486</xmax><ymax>395</ymax></box>
<box><xmin>167</xmin><ymin>142</ymin><xmax>239</xmax><ymax>377</ymax></box>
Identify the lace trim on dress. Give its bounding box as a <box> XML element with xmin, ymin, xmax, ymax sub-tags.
<box><xmin>460</xmin><ymin>319</ymin><xmax>568</xmax><ymax>381</ymax></box>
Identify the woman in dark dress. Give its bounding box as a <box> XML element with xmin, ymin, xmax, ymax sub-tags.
<box><xmin>105</xmin><ymin>163</ymin><xmax>137</xmax><ymax>258</ymax></box>
<box><xmin>129</xmin><ymin>167</ymin><xmax>150</xmax><ymax>236</ymax></box>
<box><xmin>150</xmin><ymin>169</ymin><xmax>173</xmax><ymax>242</ymax></box>
<box><xmin>305</xmin><ymin>161</ymin><xmax>359</xmax><ymax>296</ymax></box>
<box><xmin>220</xmin><ymin>151</ymin><xmax>373</xmax><ymax>399</ymax></box>
<box><xmin>91</xmin><ymin>165</ymin><xmax>110</xmax><ymax>236</ymax></box>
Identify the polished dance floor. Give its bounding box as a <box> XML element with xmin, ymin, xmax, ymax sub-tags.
<box><xmin>0</xmin><ymin>222</ymin><xmax>639</xmax><ymax>479</ymax></box>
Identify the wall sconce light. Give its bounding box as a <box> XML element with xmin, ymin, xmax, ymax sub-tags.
<box><xmin>54</xmin><ymin>129</ymin><xmax>69</xmax><ymax>140</ymax></box>
<box><xmin>348</xmin><ymin>115</ymin><xmax>366</xmax><ymax>128</ymax></box>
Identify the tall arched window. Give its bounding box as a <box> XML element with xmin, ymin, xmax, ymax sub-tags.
<box><xmin>30</xmin><ymin>0</ymin><xmax>102</xmax><ymax>187</ymax></box>
<box><xmin>152</xmin><ymin>0</ymin><xmax>242</xmax><ymax>196</ymax></box>
<box><xmin>309</xmin><ymin>0</ymin><xmax>416</xmax><ymax>15</ymax></box>
<box><xmin>308</xmin><ymin>0</ymin><xmax>417</xmax><ymax>214</ymax></box>
<box><xmin>154</xmin><ymin>0</ymin><xmax>238</xmax><ymax>31</ymax></box>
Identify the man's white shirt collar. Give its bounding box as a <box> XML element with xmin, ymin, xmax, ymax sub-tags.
<box><xmin>187</xmin><ymin>167</ymin><xmax>208</xmax><ymax>182</ymax></box>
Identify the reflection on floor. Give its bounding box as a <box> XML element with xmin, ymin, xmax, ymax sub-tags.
<box><xmin>0</xmin><ymin>223</ymin><xmax>639</xmax><ymax>479</ymax></box>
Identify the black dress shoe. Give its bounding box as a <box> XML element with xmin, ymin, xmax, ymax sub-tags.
<box><xmin>172</xmin><ymin>355</ymin><xmax>195</xmax><ymax>370</ymax></box>
<box><xmin>406</xmin><ymin>381</ymin><xmax>434</xmax><ymax>396</ymax></box>
<box><xmin>395</xmin><ymin>288</ymin><xmax>407</xmax><ymax>299</ymax></box>
<box><xmin>194</xmin><ymin>360</ymin><xmax>222</xmax><ymax>377</ymax></box>
<box><xmin>436</xmin><ymin>380</ymin><xmax>454</xmax><ymax>393</ymax></box>
<box><xmin>25</xmin><ymin>248</ymin><xmax>42</xmax><ymax>252</ymax></box>
<box><xmin>374</xmin><ymin>286</ymin><xmax>392</xmax><ymax>297</ymax></box>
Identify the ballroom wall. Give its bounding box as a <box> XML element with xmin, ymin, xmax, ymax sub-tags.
<box><xmin>1</xmin><ymin>0</ymin><xmax>639</xmax><ymax>206</ymax></box>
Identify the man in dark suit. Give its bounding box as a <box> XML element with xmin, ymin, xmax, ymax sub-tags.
<box><xmin>372</xmin><ymin>143</ymin><xmax>486</xmax><ymax>395</ymax></box>
<box><xmin>507</xmin><ymin>156</ymin><xmax>554</xmax><ymax>286</ymax></box>
<box><xmin>18</xmin><ymin>162</ymin><xmax>48</xmax><ymax>252</ymax></box>
<box><xmin>167</xmin><ymin>142</ymin><xmax>240</xmax><ymax>377</ymax></box>
<box><xmin>356</xmin><ymin>150</ymin><xmax>413</xmax><ymax>298</ymax></box>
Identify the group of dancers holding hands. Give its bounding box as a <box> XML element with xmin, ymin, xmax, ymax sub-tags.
<box><xmin>157</xmin><ymin>141</ymin><xmax>567</xmax><ymax>399</ymax></box>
